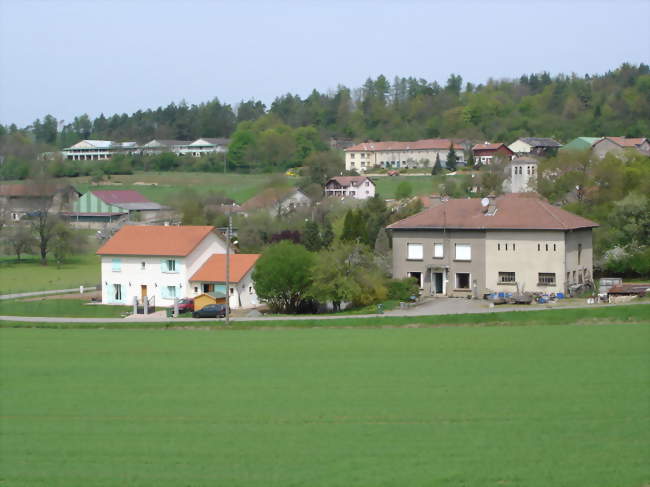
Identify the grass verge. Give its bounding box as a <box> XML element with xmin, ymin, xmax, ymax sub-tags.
<box><xmin>1</xmin><ymin>303</ymin><xmax>649</xmax><ymax>329</ymax></box>
<box><xmin>0</xmin><ymin>299</ymin><xmax>130</xmax><ymax>318</ymax></box>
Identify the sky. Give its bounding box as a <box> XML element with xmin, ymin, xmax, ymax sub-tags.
<box><xmin>0</xmin><ymin>0</ymin><xmax>649</xmax><ymax>127</ymax></box>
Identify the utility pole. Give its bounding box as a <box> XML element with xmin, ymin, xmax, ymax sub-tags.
<box><xmin>224</xmin><ymin>206</ymin><xmax>232</xmax><ymax>325</ymax></box>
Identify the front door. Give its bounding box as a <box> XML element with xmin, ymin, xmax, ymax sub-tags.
<box><xmin>141</xmin><ymin>285</ymin><xmax>147</xmax><ymax>299</ymax></box>
<box><xmin>434</xmin><ymin>272</ymin><xmax>443</xmax><ymax>294</ymax></box>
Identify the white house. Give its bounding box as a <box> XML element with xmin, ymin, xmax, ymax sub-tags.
<box><xmin>344</xmin><ymin>139</ymin><xmax>465</xmax><ymax>172</ymax></box>
<box><xmin>140</xmin><ymin>139</ymin><xmax>192</xmax><ymax>155</ymax></box>
<box><xmin>97</xmin><ymin>225</ymin><xmax>227</xmax><ymax>306</ymax></box>
<box><xmin>187</xmin><ymin>138</ymin><xmax>230</xmax><ymax>157</ymax></box>
<box><xmin>189</xmin><ymin>253</ymin><xmax>261</xmax><ymax>309</ymax></box>
<box><xmin>324</xmin><ymin>176</ymin><xmax>376</xmax><ymax>199</ymax></box>
<box><xmin>508</xmin><ymin>137</ymin><xmax>562</xmax><ymax>157</ymax></box>
<box><xmin>62</xmin><ymin>140</ymin><xmax>138</xmax><ymax>160</ymax></box>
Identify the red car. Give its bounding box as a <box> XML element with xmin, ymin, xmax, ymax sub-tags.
<box><xmin>177</xmin><ymin>298</ymin><xmax>194</xmax><ymax>313</ymax></box>
<box><xmin>387</xmin><ymin>170</ymin><xmax>400</xmax><ymax>176</ymax></box>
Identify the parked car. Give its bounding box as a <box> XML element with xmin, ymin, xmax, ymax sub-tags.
<box><xmin>177</xmin><ymin>298</ymin><xmax>194</xmax><ymax>314</ymax></box>
<box><xmin>387</xmin><ymin>170</ymin><xmax>400</xmax><ymax>176</ymax></box>
<box><xmin>192</xmin><ymin>303</ymin><xmax>227</xmax><ymax>319</ymax></box>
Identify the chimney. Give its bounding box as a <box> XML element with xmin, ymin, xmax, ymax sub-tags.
<box><xmin>487</xmin><ymin>193</ymin><xmax>497</xmax><ymax>215</ymax></box>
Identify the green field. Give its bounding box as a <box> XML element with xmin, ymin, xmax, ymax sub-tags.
<box><xmin>71</xmin><ymin>172</ymin><xmax>279</xmax><ymax>205</ymax></box>
<box><xmin>0</xmin><ymin>253</ymin><xmax>100</xmax><ymax>295</ymax></box>
<box><xmin>1</xmin><ymin>323</ymin><xmax>648</xmax><ymax>486</ymax></box>
<box><xmin>0</xmin><ymin>298</ymin><xmax>129</xmax><ymax>317</ymax></box>
<box><xmin>372</xmin><ymin>175</ymin><xmax>455</xmax><ymax>199</ymax></box>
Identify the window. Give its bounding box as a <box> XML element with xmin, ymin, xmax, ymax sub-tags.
<box><xmin>11</xmin><ymin>212</ymin><xmax>19</xmax><ymax>221</ymax></box>
<box><xmin>498</xmin><ymin>243</ymin><xmax>501</xmax><ymax>251</ymax></box>
<box><xmin>111</xmin><ymin>258</ymin><xmax>121</xmax><ymax>272</ymax></box>
<box><xmin>455</xmin><ymin>244</ymin><xmax>471</xmax><ymax>261</ymax></box>
<box><xmin>499</xmin><ymin>272</ymin><xmax>516</xmax><ymax>283</ymax></box>
<box><xmin>249</xmin><ymin>286</ymin><xmax>253</xmax><ymax>293</ymax></box>
<box><xmin>537</xmin><ymin>243</ymin><xmax>541</xmax><ymax>251</ymax></box>
<box><xmin>166</xmin><ymin>286</ymin><xmax>177</xmax><ymax>299</ymax></box>
<box><xmin>114</xmin><ymin>284</ymin><xmax>122</xmax><ymax>301</ymax></box>
<box><xmin>538</xmin><ymin>273</ymin><xmax>556</xmax><ymax>285</ymax></box>
<box><xmin>553</xmin><ymin>244</ymin><xmax>556</xmax><ymax>251</ymax></box>
<box><xmin>141</xmin><ymin>261</ymin><xmax>146</xmax><ymax>270</ymax></box>
<box><xmin>505</xmin><ymin>243</ymin><xmax>508</xmax><ymax>251</ymax></box>
<box><xmin>407</xmin><ymin>243</ymin><xmax>423</xmax><ymax>260</ymax></box>
<box><xmin>350</xmin><ymin>153</ymin><xmax>355</xmax><ymax>159</ymax></box>
<box><xmin>194</xmin><ymin>286</ymin><xmax>198</xmax><ymax>293</ymax></box>
<box><xmin>578</xmin><ymin>243</ymin><xmax>582</xmax><ymax>264</ymax></box>
<box><xmin>545</xmin><ymin>244</ymin><xmax>549</xmax><ymax>251</ymax></box>
<box><xmin>433</xmin><ymin>243</ymin><xmax>444</xmax><ymax>258</ymax></box>
<box><xmin>455</xmin><ymin>273</ymin><xmax>470</xmax><ymax>289</ymax></box>
<box><xmin>512</xmin><ymin>243</ymin><xmax>516</xmax><ymax>251</ymax></box>
<box><xmin>361</xmin><ymin>153</ymin><xmax>366</xmax><ymax>158</ymax></box>
<box><xmin>230</xmin><ymin>288</ymin><xmax>234</xmax><ymax>295</ymax></box>
<box><xmin>163</xmin><ymin>259</ymin><xmax>177</xmax><ymax>272</ymax></box>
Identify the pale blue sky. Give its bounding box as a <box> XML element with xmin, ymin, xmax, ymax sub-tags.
<box><xmin>1</xmin><ymin>0</ymin><xmax>648</xmax><ymax>127</ymax></box>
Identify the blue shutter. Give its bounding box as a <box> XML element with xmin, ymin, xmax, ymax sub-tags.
<box><xmin>112</xmin><ymin>258</ymin><xmax>121</xmax><ymax>271</ymax></box>
<box><xmin>161</xmin><ymin>286</ymin><xmax>169</xmax><ymax>299</ymax></box>
<box><xmin>109</xmin><ymin>284</ymin><xmax>115</xmax><ymax>303</ymax></box>
<box><xmin>161</xmin><ymin>259</ymin><xmax>167</xmax><ymax>273</ymax></box>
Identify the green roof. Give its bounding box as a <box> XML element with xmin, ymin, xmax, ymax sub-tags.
<box><xmin>561</xmin><ymin>137</ymin><xmax>602</xmax><ymax>151</ymax></box>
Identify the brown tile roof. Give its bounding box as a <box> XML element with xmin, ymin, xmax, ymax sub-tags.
<box><xmin>604</xmin><ymin>137</ymin><xmax>648</xmax><ymax>148</ymax></box>
<box><xmin>472</xmin><ymin>143</ymin><xmax>511</xmax><ymax>151</ymax></box>
<box><xmin>0</xmin><ymin>183</ymin><xmax>76</xmax><ymax>197</ymax></box>
<box><xmin>97</xmin><ymin>225</ymin><xmax>216</xmax><ymax>256</ymax></box>
<box><xmin>326</xmin><ymin>176</ymin><xmax>375</xmax><ymax>188</ymax></box>
<box><xmin>387</xmin><ymin>193</ymin><xmax>599</xmax><ymax>231</ymax></box>
<box><xmin>607</xmin><ymin>283</ymin><xmax>650</xmax><ymax>295</ymax></box>
<box><xmin>92</xmin><ymin>190</ymin><xmax>151</xmax><ymax>204</ymax></box>
<box><xmin>190</xmin><ymin>253</ymin><xmax>260</xmax><ymax>283</ymax></box>
<box><xmin>345</xmin><ymin>138</ymin><xmax>464</xmax><ymax>152</ymax></box>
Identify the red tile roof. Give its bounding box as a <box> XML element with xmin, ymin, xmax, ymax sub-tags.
<box><xmin>345</xmin><ymin>139</ymin><xmax>464</xmax><ymax>152</ymax></box>
<box><xmin>326</xmin><ymin>176</ymin><xmax>375</xmax><ymax>187</ymax></box>
<box><xmin>241</xmin><ymin>187</ymin><xmax>303</xmax><ymax>211</ymax></box>
<box><xmin>97</xmin><ymin>225</ymin><xmax>216</xmax><ymax>256</ymax></box>
<box><xmin>387</xmin><ymin>193</ymin><xmax>599</xmax><ymax>231</ymax></box>
<box><xmin>604</xmin><ymin>137</ymin><xmax>648</xmax><ymax>148</ymax></box>
<box><xmin>92</xmin><ymin>190</ymin><xmax>152</xmax><ymax>204</ymax></box>
<box><xmin>190</xmin><ymin>254</ymin><xmax>260</xmax><ymax>283</ymax></box>
<box><xmin>472</xmin><ymin>143</ymin><xmax>510</xmax><ymax>151</ymax></box>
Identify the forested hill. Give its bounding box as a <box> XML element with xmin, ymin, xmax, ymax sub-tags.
<box><xmin>4</xmin><ymin>63</ymin><xmax>650</xmax><ymax>148</ymax></box>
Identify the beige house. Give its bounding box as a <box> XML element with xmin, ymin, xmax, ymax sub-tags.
<box><xmin>324</xmin><ymin>176</ymin><xmax>376</xmax><ymax>199</ymax></box>
<box><xmin>591</xmin><ymin>137</ymin><xmax>650</xmax><ymax>159</ymax></box>
<box><xmin>241</xmin><ymin>187</ymin><xmax>311</xmax><ymax>216</ymax></box>
<box><xmin>344</xmin><ymin>139</ymin><xmax>465</xmax><ymax>172</ymax></box>
<box><xmin>508</xmin><ymin>137</ymin><xmax>562</xmax><ymax>157</ymax></box>
<box><xmin>387</xmin><ymin>193</ymin><xmax>598</xmax><ymax>297</ymax></box>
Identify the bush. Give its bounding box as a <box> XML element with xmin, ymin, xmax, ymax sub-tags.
<box><xmin>387</xmin><ymin>277</ymin><xmax>420</xmax><ymax>300</ymax></box>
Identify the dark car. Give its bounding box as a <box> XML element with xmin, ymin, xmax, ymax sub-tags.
<box><xmin>177</xmin><ymin>298</ymin><xmax>194</xmax><ymax>314</ymax></box>
<box><xmin>192</xmin><ymin>303</ymin><xmax>227</xmax><ymax>319</ymax></box>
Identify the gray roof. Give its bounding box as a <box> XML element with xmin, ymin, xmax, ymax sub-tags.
<box><xmin>143</xmin><ymin>139</ymin><xmax>192</xmax><ymax>148</ymax></box>
<box><xmin>117</xmin><ymin>202</ymin><xmax>165</xmax><ymax>211</ymax></box>
<box><xmin>520</xmin><ymin>137</ymin><xmax>562</xmax><ymax>148</ymax></box>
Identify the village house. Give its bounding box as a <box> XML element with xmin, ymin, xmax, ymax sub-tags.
<box><xmin>62</xmin><ymin>140</ymin><xmax>138</xmax><ymax>160</ymax></box>
<box><xmin>591</xmin><ymin>137</ymin><xmax>650</xmax><ymax>159</ymax></box>
<box><xmin>189</xmin><ymin>253</ymin><xmax>261</xmax><ymax>309</ymax></box>
<box><xmin>97</xmin><ymin>225</ymin><xmax>227</xmax><ymax>306</ymax></box>
<box><xmin>187</xmin><ymin>138</ymin><xmax>230</xmax><ymax>157</ymax></box>
<box><xmin>324</xmin><ymin>176</ymin><xmax>376</xmax><ymax>199</ymax></box>
<box><xmin>140</xmin><ymin>139</ymin><xmax>193</xmax><ymax>156</ymax></box>
<box><xmin>387</xmin><ymin>193</ymin><xmax>598</xmax><ymax>297</ymax></box>
<box><xmin>508</xmin><ymin>137</ymin><xmax>562</xmax><ymax>157</ymax></box>
<box><xmin>471</xmin><ymin>143</ymin><xmax>515</xmax><ymax>165</ymax></box>
<box><xmin>344</xmin><ymin>139</ymin><xmax>465</xmax><ymax>172</ymax></box>
<box><xmin>0</xmin><ymin>182</ymin><xmax>80</xmax><ymax>222</ymax></box>
<box><xmin>241</xmin><ymin>187</ymin><xmax>311</xmax><ymax>216</ymax></box>
<box><xmin>63</xmin><ymin>189</ymin><xmax>167</xmax><ymax>228</ymax></box>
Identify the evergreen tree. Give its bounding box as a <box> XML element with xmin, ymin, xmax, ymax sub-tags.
<box><xmin>432</xmin><ymin>153</ymin><xmax>442</xmax><ymax>175</ymax></box>
<box><xmin>303</xmin><ymin>220</ymin><xmax>322</xmax><ymax>251</ymax></box>
<box><xmin>321</xmin><ymin>219</ymin><xmax>334</xmax><ymax>248</ymax></box>
<box><xmin>446</xmin><ymin>144</ymin><xmax>457</xmax><ymax>172</ymax></box>
<box><xmin>467</xmin><ymin>152</ymin><xmax>475</xmax><ymax>169</ymax></box>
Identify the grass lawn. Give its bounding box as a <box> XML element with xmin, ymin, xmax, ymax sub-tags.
<box><xmin>0</xmin><ymin>298</ymin><xmax>129</xmax><ymax>318</ymax></box>
<box><xmin>1</xmin><ymin>323</ymin><xmax>648</xmax><ymax>486</ymax></box>
<box><xmin>70</xmin><ymin>171</ymin><xmax>278</xmax><ymax>205</ymax></box>
<box><xmin>373</xmin><ymin>174</ymin><xmax>453</xmax><ymax>198</ymax></box>
<box><xmin>0</xmin><ymin>253</ymin><xmax>100</xmax><ymax>295</ymax></box>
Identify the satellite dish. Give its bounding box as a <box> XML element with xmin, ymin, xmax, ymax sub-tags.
<box><xmin>481</xmin><ymin>197</ymin><xmax>490</xmax><ymax>207</ymax></box>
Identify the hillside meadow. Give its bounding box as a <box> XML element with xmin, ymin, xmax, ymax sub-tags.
<box><xmin>1</xmin><ymin>322</ymin><xmax>648</xmax><ymax>486</ymax></box>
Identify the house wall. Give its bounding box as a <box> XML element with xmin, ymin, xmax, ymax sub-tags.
<box><xmin>190</xmin><ymin>269</ymin><xmax>259</xmax><ymax>310</ymax></box>
<box><xmin>101</xmin><ymin>231</ymin><xmax>227</xmax><ymax>306</ymax></box>
<box><xmin>509</xmin><ymin>162</ymin><xmax>537</xmax><ymax>193</ymax></box>
<box><xmin>101</xmin><ymin>255</ymin><xmax>190</xmax><ymax>306</ymax></box>
<box><xmin>346</xmin><ymin>148</ymin><xmax>464</xmax><ymax>172</ymax></box>
<box><xmin>391</xmin><ymin>229</ymin><xmax>486</xmax><ymax>297</ymax></box>
<box><xmin>565</xmin><ymin>228</ymin><xmax>594</xmax><ymax>287</ymax></box>
<box><xmin>592</xmin><ymin>139</ymin><xmax>623</xmax><ymax>159</ymax></box>
<box><xmin>484</xmin><ymin>230</ymin><xmax>566</xmax><ymax>294</ymax></box>
<box><xmin>508</xmin><ymin>140</ymin><xmax>533</xmax><ymax>154</ymax></box>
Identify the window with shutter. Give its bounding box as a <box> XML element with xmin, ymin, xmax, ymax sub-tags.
<box><xmin>455</xmin><ymin>244</ymin><xmax>471</xmax><ymax>261</ymax></box>
<box><xmin>407</xmin><ymin>243</ymin><xmax>423</xmax><ymax>260</ymax></box>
